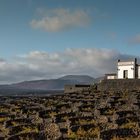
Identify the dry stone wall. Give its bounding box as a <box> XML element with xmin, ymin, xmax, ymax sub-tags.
<box><xmin>98</xmin><ymin>79</ymin><xmax>140</xmax><ymax>91</ymax></box>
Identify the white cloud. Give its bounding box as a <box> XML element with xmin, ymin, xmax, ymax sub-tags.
<box><xmin>30</xmin><ymin>8</ymin><xmax>90</xmax><ymax>32</ymax></box>
<box><xmin>0</xmin><ymin>48</ymin><xmax>137</xmax><ymax>84</ymax></box>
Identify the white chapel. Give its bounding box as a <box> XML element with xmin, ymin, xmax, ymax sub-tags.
<box><xmin>106</xmin><ymin>58</ymin><xmax>140</xmax><ymax>79</ymax></box>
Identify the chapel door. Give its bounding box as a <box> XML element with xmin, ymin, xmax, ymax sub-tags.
<box><xmin>123</xmin><ymin>70</ymin><xmax>128</xmax><ymax>79</ymax></box>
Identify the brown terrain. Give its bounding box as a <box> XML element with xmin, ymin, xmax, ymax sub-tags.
<box><xmin>0</xmin><ymin>87</ymin><xmax>140</xmax><ymax>139</ymax></box>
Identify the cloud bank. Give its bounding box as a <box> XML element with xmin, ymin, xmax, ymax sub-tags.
<box><xmin>0</xmin><ymin>48</ymin><xmax>137</xmax><ymax>84</ymax></box>
<box><xmin>30</xmin><ymin>8</ymin><xmax>90</xmax><ymax>32</ymax></box>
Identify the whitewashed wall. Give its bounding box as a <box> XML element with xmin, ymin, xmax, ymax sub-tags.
<box><xmin>107</xmin><ymin>75</ymin><xmax>116</xmax><ymax>79</ymax></box>
<box><xmin>117</xmin><ymin>61</ymin><xmax>135</xmax><ymax>79</ymax></box>
<box><xmin>138</xmin><ymin>65</ymin><xmax>140</xmax><ymax>79</ymax></box>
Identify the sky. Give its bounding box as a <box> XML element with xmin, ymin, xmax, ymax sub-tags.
<box><xmin>0</xmin><ymin>0</ymin><xmax>140</xmax><ymax>84</ymax></box>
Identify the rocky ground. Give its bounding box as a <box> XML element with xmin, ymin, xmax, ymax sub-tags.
<box><xmin>0</xmin><ymin>89</ymin><xmax>140</xmax><ymax>140</ymax></box>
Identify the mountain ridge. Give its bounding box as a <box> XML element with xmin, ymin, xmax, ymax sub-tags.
<box><xmin>0</xmin><ymin>75</ymin><xmax>103</xmax><ymax>94</ymax></box>
<box><xmin>11</xmin><ymin>75</ymin><xmax>95</xmax><ymax>90</ymax></box>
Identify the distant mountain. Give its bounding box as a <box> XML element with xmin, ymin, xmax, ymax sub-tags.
<box><xmin>11</xmin><ymin>75</ymin><xmax>95</xmax><ymax>90</ymax></box>
<box><xmin>0</xmin><ymin>75</ymin><xmax>98</xmax><ymax>94</ymax></box>
<box><xmin>11</xmin><ymin>79</ymin><xmax>76</xmax><ymax>90</ymax></box>
<box><xmin>59</xmin><ymin>75</ymin><xmax>95</xmax><ymax>84</ymax></box>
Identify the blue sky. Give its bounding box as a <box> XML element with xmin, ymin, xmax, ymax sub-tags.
<box><xmin>0</xmin><ymin>0</ymin><xmax>140</xmax><ymax>83</ymax></box>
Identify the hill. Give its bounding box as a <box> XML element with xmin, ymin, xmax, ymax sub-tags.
<box><xmin>59</xmin><ymin>75</ymin><xmax>94</xmax><ymax>84</ymax></box>
<box><xmin>11</xmin><ymin>75</ymin><xmax>95</xmax><ymax>90</ymax></box>
<box><xmin>0</xmin><ymin>75</ymin><xmax>96</xmax><ymax>94</ymax></box>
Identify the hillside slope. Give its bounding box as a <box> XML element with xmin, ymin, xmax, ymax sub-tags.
<box><xmin>7</xmin><ymin>75</ymin><xmax>95</xmax><ymax>90</ymax></box>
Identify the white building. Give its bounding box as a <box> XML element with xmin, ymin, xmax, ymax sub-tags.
<box><xmin>105</xmin><ymin>73</ymin><xmax>117</xmax><ymax>79</ymax></box>
<box><xmin>106</xmin><ymin>58</ymin><xmax>140</xmax><ymax>79</ymax></box>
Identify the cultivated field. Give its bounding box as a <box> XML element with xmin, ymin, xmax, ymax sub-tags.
<box><xmin>0</xmin><ymin>89</ymin><xmax>140</xmax><ymax>139</ymax></box>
